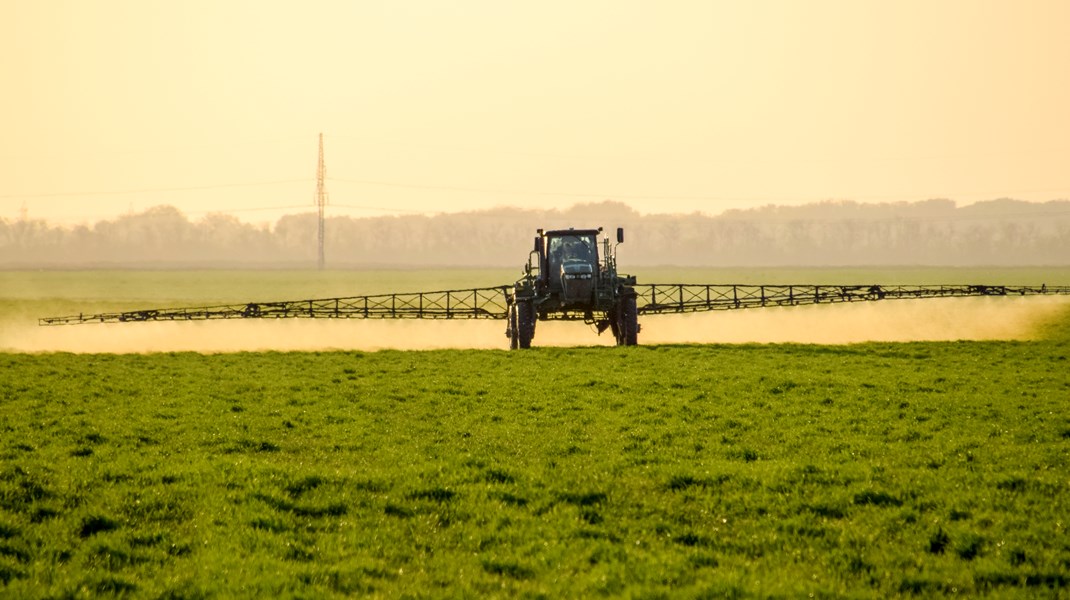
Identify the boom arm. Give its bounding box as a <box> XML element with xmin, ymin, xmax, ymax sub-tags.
<box><xmin>38</xmin><ymin>283</ymin><xmax>1069</xmax><ymax>326</ymax></box>
<box><xmin>635</xmin><ymin>284</ymin><xmax>1070</xmax><ymax>315</ymax></box>
<box><xmin>39</xmin><ymin>286</ymin><xmax>512</xmax><ymax>325</ymax></box>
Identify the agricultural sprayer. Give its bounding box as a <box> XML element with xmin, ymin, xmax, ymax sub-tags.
<box><xmin>39</xmin><ymin>227</ymin><xmax>1070</xmax><ymax>348</ymax></box>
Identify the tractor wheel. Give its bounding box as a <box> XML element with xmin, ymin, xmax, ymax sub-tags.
<box><xmin>617</xmin><ymin>291</ymin><xmax>638</xmax><ymax>346</ymax></box>
<box><xmin>516</xmin><ymin>300</ymin><xmax>535</xmax><ymax>349</ymax></box>
<box><xmin>608</xmin><ymin>309</ymin><xmax>622</xmax><ymax>342</ymax></box>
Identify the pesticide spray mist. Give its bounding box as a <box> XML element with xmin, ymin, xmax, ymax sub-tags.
<box><xmin>3</xmin><ymin>297</ymin><xmax>1068</xmax><ymax>353</ymax></box>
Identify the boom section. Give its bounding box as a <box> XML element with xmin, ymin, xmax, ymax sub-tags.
<box><xmin>636</xmin><ymin>284</ymin><xmax>1070</xmax><ymax>315</ymax></box>
<box><xmin>39</xmin><ymin>286</ymin><xmax>511</xmax><ymax>326</ymax></box>
<box><xmin>38</xmin><ymin>283</ymin><xmax>1070</xmax><ymax>326</ymax></box>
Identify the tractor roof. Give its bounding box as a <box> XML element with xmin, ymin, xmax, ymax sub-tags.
<box><xmin>542</xmin><ymin>228</ymin><xmax>601</xmax><ymax>237</ymax></box>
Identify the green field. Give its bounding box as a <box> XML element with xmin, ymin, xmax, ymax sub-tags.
<box><xmin>1</xmin><ymin>269</ymin><xmax>1069</xmax><ymax>597</ymax></box>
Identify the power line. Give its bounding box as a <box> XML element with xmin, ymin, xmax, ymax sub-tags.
<box><xmin>326</xmin><ymin>176</ymin><xmax>723</xmax><ymax>200</ymax></box>
<box><xmin>326</xmin><ymin>176</ymin><xmax>1070</xmax><ymax>204</ymax></box>
<box><xmin>717</xmin><ymin>209</ymin><xmax>1070</xmax><ymax>225</ymax></box>
<box><xmin>331</xmin><ymin>203</ymin><xmax>428</xmax><ymax>214</ymax></box>
<box><xmin>323</xmin><ymin>134</ymin><xmax>609</xmax><ymax>162</ymax></box>
<box><xmin>323</xmin><ymin>133</ymin><xmax>1070</xmax><ymax>165</ymax></box>
<box><xmin>0</xmin><ymin>135</ymin><xmax>313</xmax><ymax>163</ymax></box>
<box><xmin>183</xmin><ymin>204</ymin><xmax>310</xmax><ymax>216</ymax></box>
<box><xmin>0</xmin><ymin>179</ymin><xmax>309</xmax><ymax>200</ymax></box>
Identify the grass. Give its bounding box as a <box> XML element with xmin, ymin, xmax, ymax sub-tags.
<box><xmin>2</xmin><ymin>332</ymin><xmax>1069</xmax><ymax>597</ymax></box>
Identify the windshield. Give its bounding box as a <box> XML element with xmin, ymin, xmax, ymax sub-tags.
<box><xmin>548</xmin><ymin>234</ymin><xmax>597</xmax><ymax>264</ymax></box>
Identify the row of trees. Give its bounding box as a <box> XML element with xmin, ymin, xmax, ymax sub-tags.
<box><xmin>1</xmin><ymin>199</ymin><xmax>1067</xmax><ymax>267</ymax></box>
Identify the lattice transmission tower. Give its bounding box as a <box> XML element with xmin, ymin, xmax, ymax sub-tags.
<box><xmin>314</xmin><ymin>132</ymin><xmax>329</xmax><ymax>270</ymax></box>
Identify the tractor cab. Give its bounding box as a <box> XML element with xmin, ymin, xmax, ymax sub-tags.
<box><xmin>542</xmin><ymin>229</ymin><xmax>600</xmax><ymax>304</ymax></box>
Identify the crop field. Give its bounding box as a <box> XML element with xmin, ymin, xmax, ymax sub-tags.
<box><xmin>1</xmin><ymin>269</ymin><xmax>1069</xmax><ymax>597</ymax></box>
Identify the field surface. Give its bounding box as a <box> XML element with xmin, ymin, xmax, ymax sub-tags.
<box><xmin>1</xmin><ymin>269</ymin><xmax>1069</xmax><ymax>597</ymax></box>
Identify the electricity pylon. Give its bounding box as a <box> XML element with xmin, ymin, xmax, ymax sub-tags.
<box><xmin>315</xmin><ymin>133</ymin><xmax>328</xmax><ymax>270</ymax></box>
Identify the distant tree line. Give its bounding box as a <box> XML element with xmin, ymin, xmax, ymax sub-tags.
<box><xmin>1</xmin><ymin>198</ymin><xmax>1068</xmax><ymax>267</ymax></box>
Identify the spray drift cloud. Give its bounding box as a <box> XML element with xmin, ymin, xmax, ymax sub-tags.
<box><xmin>4</xmin><ymin>296</ymin><xmax>1067</xmax><ymax>354</ymax></box>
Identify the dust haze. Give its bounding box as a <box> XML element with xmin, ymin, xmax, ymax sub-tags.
<box><xmin>4</xmin><ymin>297</ymin><xmax>1066</xmax><ymax>353</ymax></box>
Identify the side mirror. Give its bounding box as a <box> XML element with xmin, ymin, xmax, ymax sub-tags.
<box><xmin>616</xmin><ymin>227</ymin><xmax>624</xmax><ymax>244</ymax></box>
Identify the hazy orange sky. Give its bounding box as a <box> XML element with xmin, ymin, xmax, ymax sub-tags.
<box><xmin>3</xmin><ymin>1</ymin><xmax>1069</xmax><ymax>226</ymax></box>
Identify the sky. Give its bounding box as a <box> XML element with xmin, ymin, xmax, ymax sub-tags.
<box><xmin>3</xmin><ymin>0</ymin><xmax>1069</xmax><ymax>226</ymax></box>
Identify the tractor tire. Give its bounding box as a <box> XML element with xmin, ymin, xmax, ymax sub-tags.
<box><xmin>608</xmin><ymin>310</ymin><xmax>621</xmax><ymax>342</ymax></box>
<box><xmin>617</xmin><ymin>291</ymin><xmax>638</xmax><ymax>346</ymax></box>
<box><xmin>516</xmin><ymin>300</ymin><xmax>535</xmax><ymax>349</ymax></box>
